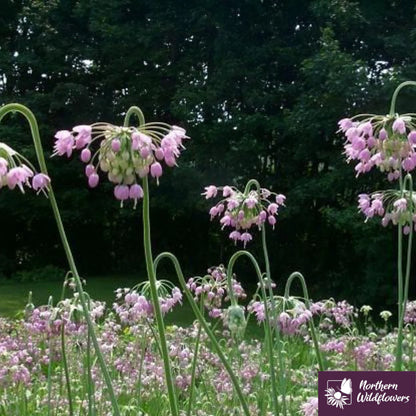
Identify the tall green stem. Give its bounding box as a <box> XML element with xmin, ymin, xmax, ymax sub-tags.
<box><xmin>61</xmin><ymin>321</ymin><xmax>74</xmax><ymax>416</ymax></box>
<box><xmin>241</xmin><ymin>180</ymin><xmax>280</xmax><ymax>324</ymax></box>
<box><xmin>243</xmin><ymin>180</ymin><xmax>278</xmax><ymax>318</ymax></box>
<box><xmin>154</xmin><ymin>252</ymin><xmax>251</xmax><ymax>416</ymax></box>
<box><xmin>396</xmin><ymin>211</ymin><xmax>404</xmax><ymax>370</ymax></box>
<box><xmin>396</xmin><ymin>174</ymin><xmax>414</xmax><ymax>370</ymax></box>
<box><xmin>47</xmin><ymin>296</ymin><xmax>54</xmax><ymax>416</ymax></box>
<box><xmin>226</xmin><ymin>250</ymin><xmax>282</xmax><ymax>415</ymax></box>
<box><xmin>142</xmin><ymin>176</ymin><xmax>179</xmax><ymax>415</ymax></box>
<box><xmin>227</xmin><ymin>179</ymin><xmax>286</xmax><ymax>415</ymax></box>
<box><xmin>0</xmin><ymin>103</ymin><xmax>120</xmax><ymax>416</ymax></box>
<box><xmin>123</xmin><ymin>108</ymin><xmax>179</xmax><ymax>416</ymax></box>
<box><xmin>261</xmin><ymin>226</ymin><xmax>279</xmax><ymax>327</ymax></box>
<box><xmin>86</xmin><ymin>299</ymin><xmax>96</xmax><ymax>416</ymax></box>
<box><xmin>186</xmin><ymin>300</ymin><xmax>204</xmax><ymax>416</ymax></box>
<box><xmin>387</xmin><ymin>81</ymin><xmax>416</xmax><ymax>370</ymax></box>
<box><xmin>284</xmin><ymin>272</ymin><xmax>325</xmax><ymax>371</ymax></box>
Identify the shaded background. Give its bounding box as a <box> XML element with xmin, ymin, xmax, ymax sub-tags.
<box><xmin>1</xmin><ymin>0</ymin><xmax>416</xmax><ymax>310</ymax></box>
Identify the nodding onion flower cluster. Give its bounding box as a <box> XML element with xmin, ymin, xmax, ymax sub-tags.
<box><xmin>53</xmin><ymin>122</ymin><xmax>188</xmax><ymax>207</ymax></box>
<box><xmin>248</xmin><ymin>296</ymin><xmax>312</xmax><ymax>336</ymax></box>
<box><xmin>0</xmin><ymin>143</ymin><xmax>50</xmax><ymax>194</ymax></box>
<box><xmin>339</xmin><ymin>114</ymin><xmax>416</xmax><ymax>180</ymax></box>
<box><xmin>114</xmin><ymin>280</ymin><xmax>182</xmax><ymax>325</ymax></box>
<box><xmin>203</xmin><ymin>184</ymin><xmax>286</xmax><ymax>246</ymax></box>
<box><xmin>187</xmin><ymin>265</ymin><xmax>246</xmax><ymax>319</ymax></box>
<box><xmin>358</xmin><ymin>191</ymin><xmax>416</xmax><ymax>234</ymax></box>
<box><xmin>404</xmin><ymin>300</ymin><xmax>416</xmax><ymax>325</ymax></box>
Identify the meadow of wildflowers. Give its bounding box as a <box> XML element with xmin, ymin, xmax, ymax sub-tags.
<box><xmin>1</xmin><ymin>82</ymin><xmax>416</xmax><ymax>415</ymax></box>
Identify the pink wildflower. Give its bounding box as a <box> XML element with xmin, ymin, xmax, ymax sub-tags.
<box><xmin>240</xmin><ymin>232</ymin><xmax>252</xmax><ymax>247</ymax></box>
<box><xmin>80</xmin><ymin>148</ymin><xmax>91</xmax><ymax>163</ymax></box>
<box><xmin>73</xmin><ymin>125</ymin><xmax>92</xmax><ymax>149</ymax></box>
<box><xmin>32</xmin><ymin>173</ymin><xmax>50</xmax><ymax>193</ymax></box>
<box><xmin>204</xmin><ymin>181</ymin><xmax>285</xmax><ymax>246</ymax></box>
<box><xmin>88</xmin><ymin>173</ymin><xmax>99</xmax><ymax>188</ymax></box>
<box><xmin>392</xmin><ymin>117</ymin><xmax>406</xmax><ymax>134</ymax></box>
<box><xmin>203</xmin><ymin>185</ymin><xmax>218</xmax><ymax>199</ymax></box>
<box><xmin>53</xmin><ymin>130</ymin><xmax>75</xmax><ymax>157</ymax></box>
<box><xmin>53</xmin><ymin>113</ymin><xmax>189</xmax><ymax>206</ymax></box>
<box><xmin>301</xmin><ymin>397</ymin><xmax>318</xmax><ymax>416</ymax></box>
<box><xmin>7</xmin><ymin>166</ymin><xmax>33</xmax><ymax>191</ymax></box>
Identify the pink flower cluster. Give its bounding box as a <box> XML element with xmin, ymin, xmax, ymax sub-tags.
<box><xmin>0</xmin><ymin>143</ymin><xmax>50</xmax><ymax>194</ymax></box>
<box><xmin>320</xmin><ymin>339</ymin><xmax>346</xmax><ymax>353</ymax></box>
<box><xmin>279</xmin><ymin>306</ymin><xmax>312</xmax><ymax>335</ymax></box>
<box><xmin>300</xmin><ymin>397</ymin><xmax>318</xmax><ymax>416</ymax></box>
<box><xmin>187</xmin><ymin>265</ymin><xmax>246</xmax><ymax>318</ymax></box>
<box><xmin>339</xmin><ymin>115</ymin><xmax>416</xmax><ymax>179</ymax></box>
<box><xmin>310</xmin><ymin>299</ymin><xmax>356</xmax><ymax>330</ymax></box>
<box><xmin>353</xmin><ymin>341</ymin><xmax>377</xmax><ymax>370</ymax></box>
<box><xmin>248</xmin><ymin>297</ymin><xmax>312</xmax><ymax>336</ymax></box>
<box><xmin>404</xmin><ymin>300</ymin><xmax>416</xmax><ymax>325</ymax></box>
<box><xmin>114</xmin><ymin>284</ymin><xmax>182</xmax><ymax>324</ymax></box>
<box><xmin>203</xmin><ymin>184</ymin><xmax>286</xmax><ymax>246</ymax></box>
<box><xmin>54</xmin><ymin>122</ymin><xmax>188</xmax><ymax>207</ymax></box>
<box><xmin>358</xmin><ymin>192</ymin><xmax>416</xmax><ymax>233</ymax></box>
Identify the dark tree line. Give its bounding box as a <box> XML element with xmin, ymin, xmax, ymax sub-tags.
<box><xmin>1</xmin><ymin>0</ymin><xmax>416</xmax><ymax>308</ymax></box>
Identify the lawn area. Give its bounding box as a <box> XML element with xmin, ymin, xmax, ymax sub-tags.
<box><xmin>0</xmin><ymin>274</ymin><xmax>264</xmax><ymax>337</ymax></box>
<box><xmin>0</xmin><ymin>274</ymin><xmax>141</xmax><ymax>318</ymax></box>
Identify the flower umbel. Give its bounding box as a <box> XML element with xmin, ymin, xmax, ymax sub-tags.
<box><xmin>0</xmin><ymin>143</ymin><xmax>50</xmax><ymax>194</ymax></box>
<box><xmin>54</xmin><ymin>120</ymin><xmax>188</xmax><ymax>207</ymax></box>
<box><xmin>204</xmin><ymin>182</ymin><xmax>286</xmax><ymax>246</ymax></box>
<box><xmin>339</xmin><ymin>114</ymin><xmax>416</xmax><ymax>180</ymax></box>
<box><xmin>358</xmin><ymin>189</ymin><xmax>416</xmax><ymax>233</ymax></box>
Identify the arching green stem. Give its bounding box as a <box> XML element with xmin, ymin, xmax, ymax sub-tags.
<box><xmin>153</xmin><ymin>252</ymin><xmax>251</xmax><ymax>416</ymax></box>
<box><xmin>396</xmin><ymin>196</ymin><xmax>404</xmax><ymax>369</ymax></box>
<box><xmin>47</xmin><ymin>296</ymin><xmax>54</xmax><ymax>416</ymax></box>
<box><xmin>123</xmin><ymin>108</ymin><xmax>179</xmax><ymax>416</ymax></box>
<box><xmin>389</xmin><ymin>81</ymin><xmax>416</xmax><ymax>116</ymax></box>
<box><xmin>226</xmin><ymin>250</ymin><xmax>284</xmax><ymax>416</ymax></box>
<box><xmin>396</xmin><ymin>173</ymin><xmax>414</xmax><ymax>370</ymax></box>
<box><xmin>403</xmin><ymin>174</ymin><xmax>414</xmax><ymax>321</ymax></box>
<box><xmin>387</xmin><ymin>81</ymin><xmax>416</xmax><ymax>369</ymax></box>
<box><xmin>261</xmin><ymin>225</ymin><xmax>279</xmax><ymax>328</ymax></box>
<box><xmin>0</xmin><ymin>103</ymin><xmax>120</xmax><ymax>416</ymax></box>
<box><xmin>124</xmin><ymin>106</ymin><xmax>145</xmax><ymax>127</ymax></box>
<box><xmin>242</xmin><ymin>180</ymin><xmax>279</xmax><ymax>323</ymax></box>
<box><xmin>86</xmin><ymin>298</ymin><xmax>96</xmax><ymax>416</ymax></box>
<box><xmin>186</xmin><ymin>299</ymin><xmax>204</xmax><ymax>416</ymax></box>
<box><xmin>243</xmin><ymin>178</ymin><xmax>262</xmax><ymax>195</ymax></box>
<box><xmin>284</xmin><ymin>272</ymin><xmax>325</xmax><ymax>371</ymax></box>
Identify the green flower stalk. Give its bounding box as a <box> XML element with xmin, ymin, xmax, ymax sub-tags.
<box><xmin>123</xmin><ymin>107</ymin><xmax>179</xmax><ymax>416</ymax></box>
<box><xmin>154</xmin><ymin>251</ymin><xmax>251</xmax><ymax>416</ymax></box>
<box><xmin>0</xmin><ymin>103</ymin><xmax>121</xmax><ymax>416</ymax></box>
<box><xmin>338</xmin><ymin>81</ymin><xmax>416</xmax><ymax>370</ymax></box>
<box><xmin>226</xmin><ymin>249</ymin><xmax>283</xmax><ymax>416</ymax></box>
<box><xmin>51</xmin><ymin>103</ymin><xmax>189</xmax><ymax>416</ymax></box>
<box><xmin>284</xmin><ymin>272</ymin><xmax>325</xmax><ymax>371</ymax></box>
<box><xmin>205</xmin><ymin>178</ymin><xmax>287</xmax><ymax>415</ymax></box>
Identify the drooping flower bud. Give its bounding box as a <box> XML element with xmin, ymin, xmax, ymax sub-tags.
<box><xmin>88</xmin><ymin>173</ymin><xmax>99</xmax><ymax>188</ymax></box>
<box><xmin>81</xmin><ymin>148</ymin><xmax>91</xmax><ymax>163</ymax></box>
<box><xmin>227</xmin><ymin>305</ymin><xmax>246</xmax><ymax>338</ymax></box>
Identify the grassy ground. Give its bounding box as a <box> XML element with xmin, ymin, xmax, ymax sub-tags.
<box><xmin>0</xmin><ymin>275</ymin><xmax>263</xmax><ymax>337</ymax></box>
<box><xmin>0</xmin><ymin>275</ymin><xmax>139</xmax><ymax>317</ymax></box>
